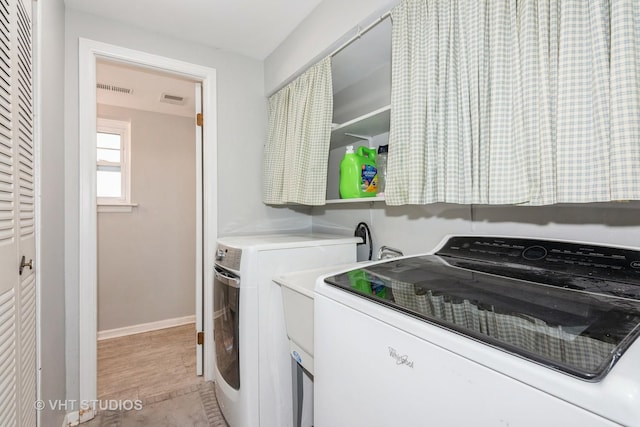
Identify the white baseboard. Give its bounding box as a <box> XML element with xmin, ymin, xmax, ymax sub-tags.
<box><xmin>97</xmin><ymin>315</ymin><xmax>196</xmax><ymax>340</ymax></box>
<box><xmin>63</xmin><ymin>407</ymin><xmax>96</xmax><ymax>426</ymax></box>
<box><xmin>63</xmin><ymin>410</ymin><xmax>78</xmax><ymax>426</ymax></box>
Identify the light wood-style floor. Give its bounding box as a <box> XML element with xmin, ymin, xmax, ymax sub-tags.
<box><xmin>98</xmin><ymin>323</ymin><xmax>205</xmax><ymax>404</ymax></box>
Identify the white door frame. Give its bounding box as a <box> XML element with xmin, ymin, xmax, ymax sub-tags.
<box><xmin>78</xmin><ymin>38</ymin><xmax>217</xmax><ymax>421</ymax></box>
<box><xmin>194</xmin><ymin>81</ymin><xmax>204</xmax><ymax>375</ymax></box>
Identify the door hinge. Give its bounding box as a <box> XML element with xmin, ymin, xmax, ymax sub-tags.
<box><xmin>197</xmin><ymin>331</ymin><xmax>204</xmax><ymax>345</ymax></box>
<box><xmin>196</xmin><ymin>113</ymin><xmax>203</xmax><ymax>127</ymax></box>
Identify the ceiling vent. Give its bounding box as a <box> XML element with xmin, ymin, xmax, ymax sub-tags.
<box><xmin>96</xmin><ymin>83</ymin><xmax>133</xmax><ymax>95</ymax></box>
<box><xmin>160</xmin><ymin>93</ymin><xmax>186</xmax><ymax>106</ymax></box>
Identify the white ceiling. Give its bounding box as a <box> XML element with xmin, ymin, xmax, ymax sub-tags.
<box><xmin>64</xmin><ymin>0</ymin><xmax>323</xmax><ymax>60</ymax></box>
<box><xmin>96</xmin><ymin>60</ymin><xmax>197</xmax><ymax>118</ymax></box>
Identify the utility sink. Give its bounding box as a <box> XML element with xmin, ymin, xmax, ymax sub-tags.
<box><xmin>274</xmin><ymin>263</ymin><xmax>360</xmax><ymax>375</ymax></box>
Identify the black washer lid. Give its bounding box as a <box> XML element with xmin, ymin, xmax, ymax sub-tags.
<box><xmin>324</xmin><ymin>236</ymin><xmax>640</xmax><ymax>381</ymax></box>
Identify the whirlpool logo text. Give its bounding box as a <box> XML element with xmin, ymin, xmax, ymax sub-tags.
<box><xmin>388</xmin><ymin>347</ymin><xmax>414</xmax><ymax>368</ymax></box>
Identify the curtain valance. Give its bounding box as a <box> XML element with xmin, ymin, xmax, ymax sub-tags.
<box><xmin>262</xmin><ymin>57</ymin><xmax>333</xmax><ymax>205</ymax></box>
<box><xmin>387</xmin><ymin>0</ymin><xmax>640</xmax><ymax>205</ymax></box>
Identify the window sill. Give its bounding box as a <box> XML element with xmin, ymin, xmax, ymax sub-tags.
<box><xmin>97</xmin><ymin>203</ymin><xmax>139</xmax><ymax>213</ymax></box>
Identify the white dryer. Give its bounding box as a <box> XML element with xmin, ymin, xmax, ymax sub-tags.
<box><xmin>315</xmin><ymin>236</ymin><xmax>640</xmax><ymax>427</ymax></box>
<box><xmin>213</xmin><ymin>233</ymin><xmax>360</xmax><ymax>427</ymax></box>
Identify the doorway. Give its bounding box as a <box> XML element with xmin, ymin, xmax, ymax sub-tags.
<box><xmin>78</xmin><ymin>39</ymin><xmax>217</xmax><ymax>423</ymax></box>
<box><xmin>95</xmin><ymin>59</ymin><xmax>202</xmax><ymax>402</ymax></box>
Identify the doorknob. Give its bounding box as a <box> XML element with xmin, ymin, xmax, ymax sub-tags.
<box><xmin>19</xmin><ymin>255</ymin><xmax>33</xmax><ymax>276</ymax></box>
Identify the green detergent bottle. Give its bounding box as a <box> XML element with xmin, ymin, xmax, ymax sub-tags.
<box><xmin>347</xmin><ymin>269</ymin><xmax>372</xmax><ymax>294</ymax></box>
<box><xmin>339</xmin><ymin>146</ymin><xmax>378</xmax><ymax>198</ymax></box>
<box><xmin>347</xmin><ymin>269</ymin><xmax>387</xmax><ymax>299</ymax></box>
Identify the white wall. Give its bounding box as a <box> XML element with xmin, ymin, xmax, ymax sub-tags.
<box><xmin>37</xmin><ymin>0</ymin><xmax>67</xmax><ymax>425</ymax></box>
<box><xmin>97</xmin><ymin>104</ymin><xmax>196</xmax><ymax>331</ymax></box>
<box><xmin>64</xmin><ymin>8</ymin><xmax>311</xmax><ymax>402</ymax></box>
<box><xmin>313</xmin><ymin>203</ymin><xmax>640</xmax><ymax>260</ymax></box>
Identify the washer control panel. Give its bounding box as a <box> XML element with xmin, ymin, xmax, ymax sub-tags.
<box><xmin>214</xmin><ymin>244</ymin><xmax>242</xmax><ymax>271</ymax></box>
<box><xmin>438</xmin><ymin>236</ymin><xmax>640</xmax><ymax>285</ymax></box>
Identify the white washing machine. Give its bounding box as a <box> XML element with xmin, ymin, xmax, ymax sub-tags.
<box><xmin>315</xmin><ymin>236</ymin><xmax>640</xmax><ymax>427</ymax></box>
<box><xmin>213</xmin><ymin>233</ymin><xmax>360</xmax><ymax>427</ymax></box>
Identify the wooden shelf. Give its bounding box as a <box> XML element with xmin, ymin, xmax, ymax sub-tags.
<box><xmin>325</xmin><ymin>196</ymin><xmax>385</xmax><ymax>205</ymax></box>
<box><xmin>330</xmin><ymin>105</ymin><xmax>390</xmax><ymax>148</ymax></box>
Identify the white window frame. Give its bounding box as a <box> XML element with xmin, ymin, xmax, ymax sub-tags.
<box><xmin>96</xmin><ymin>118</ymin><xmax>133</xmax><ymax>211</ymax></box>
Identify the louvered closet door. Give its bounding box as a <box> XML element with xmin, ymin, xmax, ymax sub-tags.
<box><xmin>0</xmin><ymin>0</ymin><xmax>35</xmax><ymax>425</ymax></box>
<box><xmin>15</xmin><ymin>0</ymin><xmax>35</xmax><ymax>425</ymax></box>
<box><xmin>0</xmin><ymin>0</ymin><xmax>18</xmax><ymax>423</ymax></box>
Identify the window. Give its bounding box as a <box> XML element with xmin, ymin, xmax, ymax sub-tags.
<box><xmin>96</xmin><ymin>118</ymin><xmax>131</xmax><ymax>205</ymax></box>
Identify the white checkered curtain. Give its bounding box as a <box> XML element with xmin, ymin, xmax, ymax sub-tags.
<box><xmin>262</xmin><ymin>57</ymin><xmax>333</xmax><ymax>205</ymax></box>
<box><xmin>387</xmin><ymin>0</ymin><xmax>640</xmax><ymax>205</ymax></box>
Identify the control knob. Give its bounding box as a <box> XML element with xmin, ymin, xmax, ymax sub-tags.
<box><xmin>522</xmin><ymin>245</ymin><xmax>547</xmax><ymax>261</ymax></box>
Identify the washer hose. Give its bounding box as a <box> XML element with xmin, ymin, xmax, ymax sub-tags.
<box><xmin>354</xmin><ymin>222</ymin><xmax>373</xmax><ymax>261</ymax></box>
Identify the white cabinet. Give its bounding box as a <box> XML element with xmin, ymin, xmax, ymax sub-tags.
<box><xmin>325</xmin><ymin>17</ymin><xmax>392</xmax><ymax>203</ymax></box>
<box><xmin>326</xmin><ymin>106</ymin><xmax>390</xmax><ymax>203</ymax></box>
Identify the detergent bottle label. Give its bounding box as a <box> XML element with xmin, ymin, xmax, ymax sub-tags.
<box><xmin>361</xmin><ymin>165</ymin><xmax>378</xmax><ymax>193</ymax></box>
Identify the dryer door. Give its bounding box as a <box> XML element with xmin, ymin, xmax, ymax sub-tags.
<box><xmin>214</xmin><ymin>266</ymin><xmax>240</xmax><ymax>390</ymax></box>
